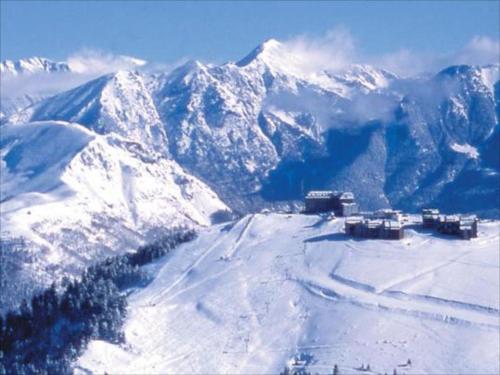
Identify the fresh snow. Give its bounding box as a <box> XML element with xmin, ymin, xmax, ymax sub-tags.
<box><xmin>78</xmin><ymin>213</ymin><xmax>500</xmax><ymax>375</ymax></box>
<box><xmin>0</xmin><ymin>121</ymin><xmax>228</xmax><ymax>309</ymax></box>
<box><xmin>450</xmin><ymin>142</ymin><xmax>479</xmax><ymax>159</ymax></box>
<box><xmin>0</xmin><ymin>57</ymin><xmax>70</xmax><ymax>76</ymax></box>
<box><xmin>479</xmin><ymin>64</ymin><xmax>500</xmax><ymax>94</ymax></box>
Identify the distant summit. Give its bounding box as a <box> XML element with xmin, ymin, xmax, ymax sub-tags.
<box><xmin>236</xmin><ymin>38</ymin><xmax>285</xmax><ymax>67</ymax></box>
<box><xmin>0</xmin><ymin>57</ymin><xmax>71</xmax><ymax>76</ymax></box>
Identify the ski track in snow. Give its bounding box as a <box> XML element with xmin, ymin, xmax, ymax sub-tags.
<box><xmin>301</xmin><ymin>275</ymin><xmax>498</xmax><ymax>329</ymax></box>
<box><xmin>120</xmin><ymin>162</ymin><xmax>138</xmax><ymax>225</ymax></box>
<box><xmin>78</xmin><ymin>214</ymin><xmax>500</xmax><ymax>374</ymax></box>
<box><xmin>376</xmin><ymin>234</ymin><xmax>498</xmax><ymax>294</ymax></box>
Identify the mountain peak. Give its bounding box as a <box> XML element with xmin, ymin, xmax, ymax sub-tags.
<box><xmin>236</xmin><ymin>38</ymin><xmax>286</xmax><ymax>67</ymax></box>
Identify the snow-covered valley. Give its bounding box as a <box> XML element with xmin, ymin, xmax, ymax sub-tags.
<box><xmin>77</xmin><ymin>213</ymin><xmax>500</xmax><ymax>374</ymax></box>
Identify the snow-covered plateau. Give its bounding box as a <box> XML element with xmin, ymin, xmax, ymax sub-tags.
<box><xmin>77</xmin><ymin>213</ymin><xmax>500</xmax><ymax>374</ymax></box>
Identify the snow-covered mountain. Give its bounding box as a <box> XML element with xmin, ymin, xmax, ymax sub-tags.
<box><xmin>0</xmin><ymin>121</ymin><xmax>228</xmax><ymax>310</ymax></box>
<box><xmin>10</xmin><ymin>71</ymin><xmax>169</xmax><ymax>155</ymax></box>
<box><xmin>1</xmin><ymin>40</ymin><xmax>499</xmax><ymax>308</ymax></box>
<box><xmin>0</xmin><ymin>57</ymin><xmax>72</xmax><ymax>121</ymax></box>
<box><xmin>0</xmin><ymin>57</ymin><xmax>71</xmax><ymax>76</ymax></box>
<box><xmin>9</xmin><ymin>40</ymin><xmax>498</xmax><ymax>215</ymax></box>
<box><xmin>0</xmin><ymin>55</ymin><xmax>147</xmax><ymax>122</ymax></box>
<box><xmin>77</xmin><ymin>213</ymin><xmax>500</xmax><ymax>374</ymax></box>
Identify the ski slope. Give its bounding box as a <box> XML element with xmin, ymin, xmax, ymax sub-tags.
<box><xmin>77</xmin><ymin>213</ymin><xmax>500</xmax><ymax>374</ymax></box>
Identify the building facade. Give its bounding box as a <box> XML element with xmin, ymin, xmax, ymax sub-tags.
<box><xmin>304</xmin><ymin>190</ymin><xmax>359</xmax><ymax>216</ymax></box>
<box><xmin>436</xmin><ymin>215</ymin><xmax>478</xmax><ymax>239</ymax></box>
<box><xmin>345</xmin><ymin>217</ymin><xmax>404</xmax><ymax>240</ymax></box>
<box><xmin>422</xmin><ymin>208</ymin><xmax>440</xmax><ymax>228</ymax></box>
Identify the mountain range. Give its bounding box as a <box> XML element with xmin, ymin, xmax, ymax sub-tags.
<box><xmin>1</xmin><ymin>39</ymin><xmax>499</xmax><ymax>309</ymax></box>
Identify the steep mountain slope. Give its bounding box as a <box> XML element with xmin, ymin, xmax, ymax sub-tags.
<box><xmin>11</xmin><ymin>71</ymin><xmax>169</xmax><ymax>155</ymax></box>
<box><xmin>0</xmin><ymin>121</ymin><xmax>228</xmax><ymax>311</ymax></box>
<box><xmin>77</xmin><ymin>213</ymin><xmax>500</xmax><ymax>374</ymax></box>
<box><xmin>384</xmin><ymin>65</ymin><xmax>500</xmax><ymax>214</ymax></box>
<box><xmin>0</xmin><ymin>55</ymin><xmax>147</xmax><ymax>123</ymax></box>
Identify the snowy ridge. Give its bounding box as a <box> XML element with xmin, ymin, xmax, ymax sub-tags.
<box><xmin>78</xmin><ymin>213</ymin><xmax>500</xmax><ymax>374</ymax></box>
<box><xmin>9</xmin><ymin>71</ymin><xmax>169</xmax><ymax>154</ymax></box>
<box><xmin>0</xmin><ymin>55</ymin><xmax>149</xmax><ymax>125</ymax></box>
<box><xmin>0</xmin><ymin>121</ymin><xmax>228</xmax><ymax>310</ymax></box>
<box><xmin>0</xmin><ymin>57</ymin><xmax>71</xmax><ymax>76</ymax></box>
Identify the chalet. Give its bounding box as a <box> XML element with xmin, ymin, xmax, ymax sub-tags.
<box><xmin>422</xmin><ymin>208</ymin><xmax>440</xmax><ymax>228</ymax></box>
<box><xmin>345</xmin><ymin>217</ymin><xmax>404</xmax><ymax>240</ymax></box>
<box><xmin>304</xmin><ymin>190</ymin><xmax>359</xmax><ymax>216</ymax></box>
<box><xmin>436</xmin><ymin>215</ymin><xmax>478</xmax><ymax>240</ymax></box>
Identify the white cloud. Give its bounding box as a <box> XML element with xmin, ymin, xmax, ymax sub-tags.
<box><xmin>373</xmin><ymin>49</ymin><xmax>434</xmax><ymax>77</ymax></box>
<box><xmin>66</xmin><ymin>48</ymin><xmax>147</xmax><ymax>74</ymax></box>
<box><xmin>453</xmin><ymin>36</ymin><xmax>499</xmax><ymax>66</ymax></box>
<box><xmin>374</xmin><ymin>36</ymin><xmax>499</xmax><ymax>77</ymax></box>
<box><xmin>274</xmin><ymin>28</ymin><xmax>498</xmax><ymax>78</ymax></box>
<box><xmin>281</xmin><ymin>26</ymin><xmax>357</xmax><ymax>74</ymax></box>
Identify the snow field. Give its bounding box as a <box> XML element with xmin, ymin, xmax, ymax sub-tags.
<box><xmin>78</xmin><ymin>213</ymin><xmax>500</xmax><ymax>374</ymax></box>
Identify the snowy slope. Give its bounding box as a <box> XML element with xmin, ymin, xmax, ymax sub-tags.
<box><xmin>0</xmin><ymin>121</ymin><xmax>228</xmax><ymax>310</ymax></box>
<box><xmin>78</xmin><ymin>213</ymin><xmax>500</xmax><ymax>374</ymax></box>
<box><xmin>11</xmin><ymin>71</ymin><xmax>169</xmax><ymax>154</ymax></box>
<box><xmin>0</xmin><ymin>55</ymin><xmax>147</xmax><ymax>123</ymax></box>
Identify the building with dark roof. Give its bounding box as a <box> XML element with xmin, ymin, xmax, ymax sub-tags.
<box><xmin>436</xmin><ymin>215</ymin><xmax>478</xmax><ymax>240</ymax></box>
<box><xmin>422</xmin><ymin>208</ymin><xmax>440</xmax><ymax>228</ymax></box>
<box><xmin>304</xmin><ymin>190</ymin><xmax>359</xmax><ymax>216</ymax></box>
<box><xmin>345</xmin><ymin>217</ymin><xmax>404</xmax><ymax>240</ymax></box>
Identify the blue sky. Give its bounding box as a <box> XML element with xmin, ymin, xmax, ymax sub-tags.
<box><xmin>1</xmin><ymin>1</ymin><xmax>499</xmax><ymax>68</ymax></box>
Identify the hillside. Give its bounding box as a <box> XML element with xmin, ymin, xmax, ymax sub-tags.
<box><xmin>0</xmin><ymin>121</ymin><xmax>228</xmax><ymax>311</ymax></box>
<box><xmin>77</xmin><ymin>213</ymin><xmax>500</xmax><ymax>374</ymax></box>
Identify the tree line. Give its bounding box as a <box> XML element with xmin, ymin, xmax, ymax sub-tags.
<box><xmin>0</xmin><ymin>227</ymin><xmax>196</xmax><ymax>374</ymax></box>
